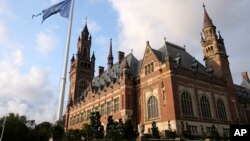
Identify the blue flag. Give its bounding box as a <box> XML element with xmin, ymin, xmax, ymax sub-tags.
<box><xmin>33</xmin><ymin>0</ymin><xmax>71</xmax><ymax>23</ymax></box>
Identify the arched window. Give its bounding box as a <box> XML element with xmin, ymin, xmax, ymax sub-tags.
<box><xmin>200</xmin><ymin>96</ymin><xmax>212</xmax><ymax>119</ymax></box>
<box><xmin>147</xmin><ymin>96</ymin><xmax>159</xmax><ymax>119</ymax></box>
<box><xmin>181</xmin><ymin>92</ymin><xmax>194</xmax><ymax>116</ymax></box>
<box><xmin>217</xmin><ymin>99</ymin><xmax>227</xmax><ymax>120</ymax></box>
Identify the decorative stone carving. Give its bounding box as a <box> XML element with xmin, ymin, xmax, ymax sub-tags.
<box><xmin>138</xmin><ymin>123</ymin><xmax>145</xmax><ymax>136</ymax></box>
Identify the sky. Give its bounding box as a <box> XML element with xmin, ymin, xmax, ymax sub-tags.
<box><xmin>0</xmin><ymin>0</ymin><xmax>250</xmax><ymax>123</ymax></box>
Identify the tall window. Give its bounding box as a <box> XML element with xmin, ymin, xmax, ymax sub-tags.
<box><xmin>147</xmin><ymin>96</ymin><xmax>159</xmax><ymax>119</ymax></box>
<box><xmin>80</xmin><ymin>113</ymin><xmax>83</xmax><ymax>122</ymax></box>
<box><xmin>87</xmin><ymin>110</ymin><xmax>91</xmax><ymax>120</ymax></box>
<box><xmin>114</xmin><ymin>98</ymin><xmax>119</xmax><ymax>113</ymax></box>
<box><xmin>77</xmin><ymin>114</ymin><xmax>81</xmax><ymax>123</ymax></box>
<box><xmin>181</xmin><ymin>92</ymin><xmax>194</xmax><ymax>117</ymax></box>
<box><xmin>200</xmin><ymin>96</ymin><xmax>212</xmax><ymax>119</ymax></box>
<box><xmin>101</xmin><ymin>104</ymin><xmax>105</xmax><ymax>116</ymax></box>
<box><xmin>217</xmin><ymin>99</ymin><xmax>227</xmax><ymax>120</ymax></box>
<box><xmin>107</xmin><ymin>101</ymin><xmax>113</xmax><ymax>115</ymax></box>
<box><xmin>95</xmin><ymin>106</ymin><xmax>99</xmax><ymax>112</ymax></box>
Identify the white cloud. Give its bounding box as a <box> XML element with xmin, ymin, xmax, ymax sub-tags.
<box><xmin>109</xmin><ymin>0</ymin><xmax>250</xmax><ymax>84</ymax></box>
<box><xmin>0</xmin><ymin>2</ymin><xmax>57</xmax><ymax>123</ymax></box>
<box><xmin>0</xmin><ymin>57</ymin><xmax>56</xmax><ymax>123</ymax></box>
<box><xmin>12</xmin><ymin>49</ymin><xmax>24</xmax><ymax>66</ymax></box>
<box><xmin>35</xmin><ymin>30</ymin><xmax>57</xmax><ymax>56</ymax></box>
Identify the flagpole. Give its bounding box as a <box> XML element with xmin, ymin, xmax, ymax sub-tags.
<box><xmin>56</xmin><ymin>0</ymin><xmax>75</xmax><ymax>122</ymax></box>
<box><xmin>0</xmin><ymin>115</ymin><xmax>7</xmax><ymax>141</ymax></box>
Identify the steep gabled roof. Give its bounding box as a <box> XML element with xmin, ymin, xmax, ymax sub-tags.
<box><xmin>91</xmin><ymin>53</ymin><xmax>138</xmax><ymax>91</ymax></box>
<box><xmin>235</xmin><ymin>84</ymin><xmax>250</xmax><ymax>104</ymax></box>
<box><xmin>157</xmin><ymin>41</ymin><xmax>208</xmax><ymax>74</ymax></box>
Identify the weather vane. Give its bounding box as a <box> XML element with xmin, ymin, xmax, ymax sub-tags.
<box><xmin>203</xmin><ymin>3</ymin><xmax>206</xmax><ymax>8</ymax></box>
<box><xmin>85</xmin><ymin>17</ymin><xmax>88</xmax><ymax>24</ymax></box>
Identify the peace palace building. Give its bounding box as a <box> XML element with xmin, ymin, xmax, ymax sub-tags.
<box><xmin>65</xmin><ymin>6</ymin><xmax>250</xmax><ymax>136</ymax></box>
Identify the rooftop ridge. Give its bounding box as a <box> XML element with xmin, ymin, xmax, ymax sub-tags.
<box><xmin>165</xmin><ymin>40</ymin><xmax>186</xmax><ymax>51</ymax></box>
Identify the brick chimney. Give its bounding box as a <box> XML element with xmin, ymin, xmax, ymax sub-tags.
<box><xmin>241</xmin><ymin>72</ymin><xmax>250</xmax><ymax>82</ymax></box>
<box><xmin>99</xmin><ymin>66</ymin><xmax>104</xmax><ymax>76</ymax></box>
<box><xmin>118</xmin><ymin>51</ymin><xmax>125</xmax><ymax>64</ymax></box>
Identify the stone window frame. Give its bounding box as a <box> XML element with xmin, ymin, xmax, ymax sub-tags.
<box><xmin>114</xmin><ymin>98</ymin><xmax>120</xmax><ymax>113</ymax></box>
<box><xmin>180</xmin><ymin>91</ymin><xmax>194</xmax><ymax>117</ymax></box>
<box><xmin>144</xmin><ymin>61</ymin><xmax>154</xmax><ymax>75</ymax></box>
<box><xmin>147</xmin><ymin>95</ymin><xmax>159</xmax><ymax>120</ymax></box>
<box><xmin>86</xmin><ymin>109</ymin><xmax>91</xmax><ymax>120</ymax></box>
<box><xmin>216</xmin><ymin>99</ymin><xmax>228</xmax><ymax>121</ymax></box>
<box><xmin>107</xmin><ymin>100</ymin><xmax>113</xmax><ymax>115</ymax></box>
<box><xmin>200</xmin><ymin>95</ymin><xmax>212</xmax><ymax>119</ymax></box>
<box><xmin>100</xmin><ymin>103</ymin><xmax>105</xmax><ymax>116</ymax></box>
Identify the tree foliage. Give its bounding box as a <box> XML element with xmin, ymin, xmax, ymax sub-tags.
<box><xmin>0</xmin><ymin>113</ymin><xmax>31</xmax><ymax>141</ymax></box>
<box><xmin>151</xmin><ymin>121</ymin><xmax>160</xmax><ymax>139</ymax></box>
<box><xmin>52</xmin><ymin>124</ymin><xmax>64</xmax><ymax>141</ymax></box>
<box><xmin>82</xmin><ymin>123</ymin><xmax>93</xmax><ymax>141</ymax></box>
<box><xmin>106</xmin><ymin>116</ymin><xmax>121</xmax><ymax>140</ymax></box>
<box><xmin>64</xmin><ymin>129</ymin><xmax>82</xmax><ymax>141</ymax></box>
<box><xmin>34</xmin><ymin>122</ymin><xmax>52</xmax><ymax>141</ymax></box>
<box><xmin>90</xmin><ymin>112</ymin><xmax>104</xmax><ymax>139</ymax></box>
<box><xmin>0</xmin><ymin>113</ymin><xmax>59</xmax><ymax>141</ymax></box>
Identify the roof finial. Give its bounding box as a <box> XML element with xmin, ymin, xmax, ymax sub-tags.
<box><xmin>203</xmin><ymin>3</ymin><xmax>206</xmax><ymax>9</ymax></box>
<box><xmin>164</xmin><ymin>37</ymin><xmax>167</xmax><ymax>42</ymax></box>
<box><xmin>131</xmin><ymin>48</ymin><xmax>133</xmax><ymax>54</ymax></box>
<box><xmin>85</xmin><ymin>17</ymin><xmax>88</xmax><ymax>25</ymax></box>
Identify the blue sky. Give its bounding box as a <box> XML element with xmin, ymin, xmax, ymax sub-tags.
<box><xmin>1</xmin><ymin>0</ymin><xmax>250</xmax><ymax>123</ymax></box>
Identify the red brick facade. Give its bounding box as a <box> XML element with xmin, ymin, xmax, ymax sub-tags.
<box><xmin>65</xmin><ymin>7</ymin><xmax>250</xmax><ymax>137</ymax></box>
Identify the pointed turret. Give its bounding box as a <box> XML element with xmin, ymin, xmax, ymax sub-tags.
<box><xmin>82</xmin><ymin>22</ymin><xmax>89</xmax><ymax>40</ymax></box>
<box><xmin>71</xmin><ymin>54</ymin><xmax>75</xmax><ymax>62</ymax></box>
<box><xmin>91</xmin><ymin>51</ymin><xmax>96</xmax><ymax>60</ymax></box>
<box><xmin>124</xmin><ymin>58</ymin><xmax>130</xmax><ymax>69</ymax></box>
<box><xmin>200</xmin><ymin>4</ymin><xmax>232</xmax><ymax>82</ymax></box>
<box><xmin>203</xmin><ymin>4</ymin><xmax>214</xmax><ymax>28</ymax></box>
<box><xmin>107</xmin><ymin>38</ymin><xmax>114</xmax><ymax>69</ymax></box>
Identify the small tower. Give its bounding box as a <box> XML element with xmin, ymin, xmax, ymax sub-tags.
<box><xmin>107</xmin><ymin>38</ymin><xmax>114</xmax><ymax>69</ymax></box>
<box><xmin>201</xmin><ymin>4</ymin><xmax>232</xmax><ymax>83</ymax></box>
<box><xmin>91</xmin><ymin>51</ymin><xmax>96</xmax><ymax>79</ymax></box>
<box><xmin>68</xmin><ymin>22</ymin><xmax>94</xmax><ymax>102</ymax></box>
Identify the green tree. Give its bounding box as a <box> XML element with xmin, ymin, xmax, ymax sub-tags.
<box><xmin>151</xmin><ymin>121</ymin><xmax>160</xmax><ymax>139</ymax></box>
<box><xmin>124</xmin><ymin>119</ymin><xmax>138</xmax><ymax>140</ymax></box>
<box><xmin>64</xmin><ymin>129</ymin><xmax>82</xmax><ymax>141</ymax></box>
<box><xmin>52</xmin><ymin>124</ymin><xmax>64</xmax><ymax>141</ymax></box>
<box><xmin>106</xmin><ymin>116</ymin><xmax>122</xmax><ymax>141</ymax></box>
<box><xmin>210</xmin><ymin>125</ymin><xmax>220</xmax><ymax>140</ymax></box>
<box><xmin>82</xmin><ymin>123</ymin><xmax>93</xmax><ymax>141</ymax></box>
<box><xmin>0</xmin><ymin>113</ymin><xmax>32</xmax><ymax>141</ymax></box>
<box><xmin>34</xmin><ymin>122</ymin><xmax>52</xmax><ymax>141</ymax></box>
<box><xmin>117</xmin><ymin>118</ymin><xmax>124</xmax><ymax>138</ymax></box>
<box><xmin>90</xmin><ymin>112</ymin><xmax>104</xmax><ymax>139</ymax></box>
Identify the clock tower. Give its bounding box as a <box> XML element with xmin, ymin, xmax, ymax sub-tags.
<box><xmin>68</xmin><ymin>23</ymin><xmax>95</xmax><ymax>103</ymax></box>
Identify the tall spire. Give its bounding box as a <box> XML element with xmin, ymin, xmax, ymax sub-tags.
<box><xmin>82</xmin><ymin>18</ymin><xmax>89</xmax><ymax>39</ymax></box>
<box><xmin>91</xmin><ymin>51</ymin><xmax>96</xmax><ymax>60</ymax></box>
<box><xmin>108</xmin><ymin>38</ymin><xmax>114</xmax><ymax>69</ymax></box>
<box><xmin>203</xmin><ymin>4</ymin><xmax>214</xmax><ymax>28</ymax></box>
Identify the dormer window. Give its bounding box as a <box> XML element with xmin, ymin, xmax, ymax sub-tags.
<box><xmin>144</xmin><ymin>62</ymin><xmax>154</xmax><ymax>75</ymax></box>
